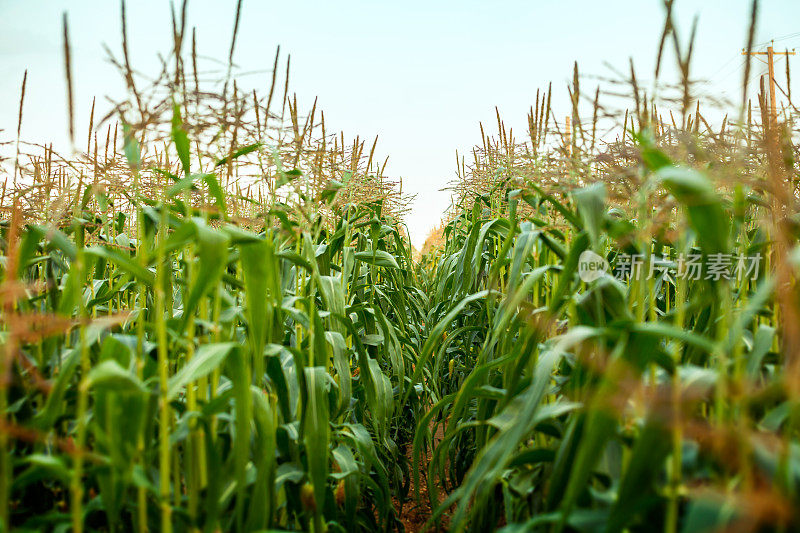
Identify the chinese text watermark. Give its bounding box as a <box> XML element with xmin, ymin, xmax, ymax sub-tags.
<box><xmin>579</xmin><ymin>252</ymin><xmax>762</xmax><ymax>283</ymax></box>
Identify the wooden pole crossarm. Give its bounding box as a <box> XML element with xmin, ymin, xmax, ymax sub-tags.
<box><xmin>742</xmin><ymin>50</ymin><xmax>796</xmax><ymax>55</ymax></box>
<box><xmin>740</xmin><ymin>43</ymin><xmax>795</xmax><ymax>137</ymax></box>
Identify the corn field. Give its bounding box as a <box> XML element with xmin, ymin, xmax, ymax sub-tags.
<box><xmin>3</xmin><ymin>1</ymin><xmax>800</xmax><ymax>532</ymax></box>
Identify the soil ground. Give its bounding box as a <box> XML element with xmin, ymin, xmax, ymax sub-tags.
<box><xmin>393</xmin><ymin>421</ymin><xmax>451</xmax><ymax>532</ymax></box>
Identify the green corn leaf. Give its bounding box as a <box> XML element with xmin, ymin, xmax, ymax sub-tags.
<box><xmin>303</xmin><ymin>366</ymin><xmax>330</xmax><ymax>529</ymax></box>
<box><xmin>167</xmin><ymin>342</ymin><xmax>237</xmax><ymax>401</ymax></box>
<box><xmin>354</xmin><ymin>249</ymin><xmax>400</xmax><ymax>269</ymax></box>
<box><xmin>215</xmin><ymin>142</ymin><xmax>261</xmax><ymax>168</ymax></box>
<box><xmin>87</xmin><ymin>360</ymin><xmax>147</xmax><ymax>394</ymax></box>
<box><xmin>180</xmin><ymin>219</ymin><xmax>229</xmax><ymax>330</ymax></box>
<box><xmin>171</xmin><ymin>101</ymin><xmax>191</xmax><ymax>175</ymax></box>
<box><xmin>657</xmin><ymin>166</ymin><xmax>730</xmax><ymax>254</ymax></box>
<box><xmin>122</xmin><ymin>122</ymin><xmax>141</xmax><ymax>170</ymax></box>
<box><xmin>606</xmin><ymin>417</ymin><xmax>672</xmax><ymax>532</ymax></box>
<box><xmin>239</xmin><ymin>237</ymin><xmax>279</xmax><ymax>382</ymax></box>
<box><xmin>85</xmin><ymin>245</ymin><xmax>155</xmax><ymax>285</ymax></box>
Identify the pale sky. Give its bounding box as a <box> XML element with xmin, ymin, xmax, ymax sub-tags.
<box><xmin>2</xmin><ymin>0</ymin><xmax>799</xmax><ymax>248</ymax></box>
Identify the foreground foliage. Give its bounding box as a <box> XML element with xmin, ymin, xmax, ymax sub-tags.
<box><xmin>5</xmin><ymin>124</ymin><xmax>800</xmax><ymax>532</ymax></box>
<box><xmin>3</xmin><ymin>2</ymin><xmax>800</xmax><ymax>532</ymax></box>
<box><xmin>416</xmin><ymin>137</ymin><xmax>799</xmax><ymax>532</ymax></box>
<box><xmin>1</xmin><ymin>122</ymin><xmax>429</xmax><ymax>531</ymax></box>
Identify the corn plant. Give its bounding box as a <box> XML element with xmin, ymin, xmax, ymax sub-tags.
<box><xmin>4</xmin><ymin>1</ymin><xmax>800</xmax><ymax>532</ymax></box>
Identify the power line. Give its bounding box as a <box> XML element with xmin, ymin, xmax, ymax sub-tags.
<box><xmin>755</xmin><ymin>31</ymin><xmax>800</xmax><ymax>48</ymax></box>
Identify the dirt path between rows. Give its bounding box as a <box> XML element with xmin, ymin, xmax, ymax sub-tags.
<box><xmin>394</xmin><ymin>421</ymin><xmax>451</xmax><ymax>532</ymax></box>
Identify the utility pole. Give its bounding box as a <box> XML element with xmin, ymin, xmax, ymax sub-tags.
<box><xmin>742</xmin><ymin>42</ymin><xmax>795</xmax><ymax>133</ymax></box>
